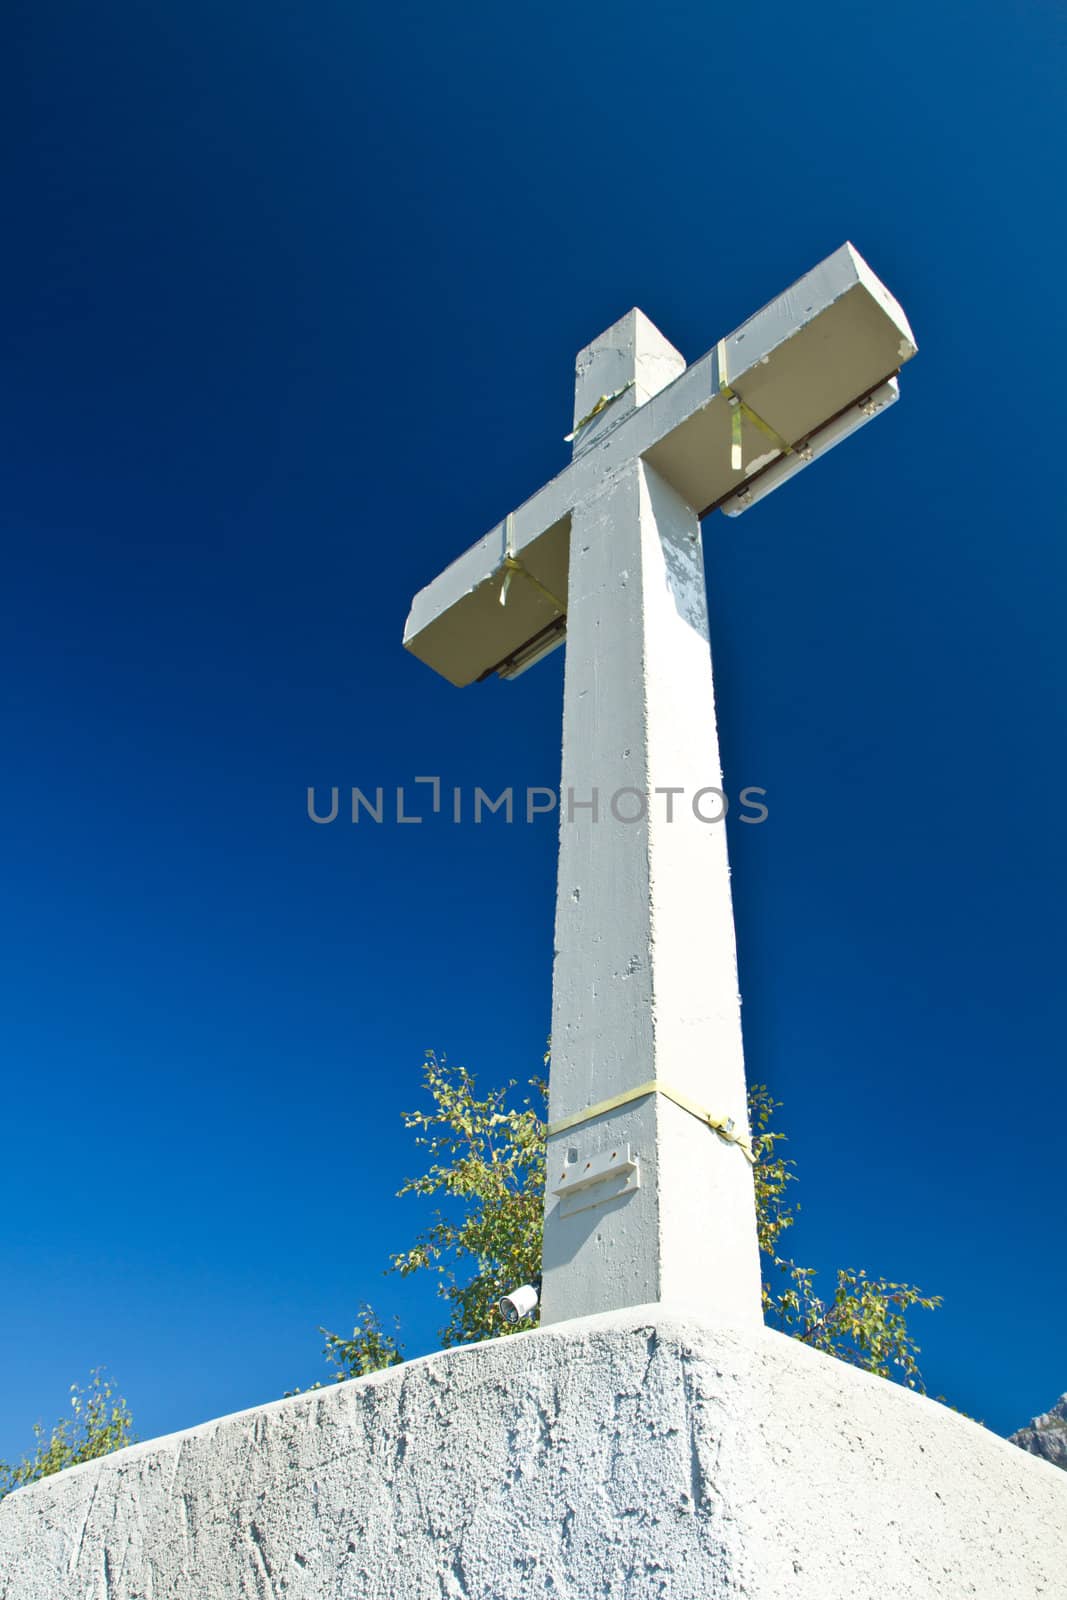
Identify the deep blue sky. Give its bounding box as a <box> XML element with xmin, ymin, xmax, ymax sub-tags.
<box><xmin>1</xmin><ymin>0</ymin><xmax>1064</xmax><ymax>1457</ymax></box>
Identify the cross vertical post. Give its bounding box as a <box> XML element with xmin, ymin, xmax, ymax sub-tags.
<box><xmin>540</xmin><ymin>312</ymin><xmax>762</xmax><ymax>1327</ymax></box>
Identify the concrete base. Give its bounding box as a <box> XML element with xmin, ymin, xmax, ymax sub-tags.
<box><xmin>1</xmin><ymin>1308</ymin><xmax>1063</xmax><ymax>1598</ymax></box>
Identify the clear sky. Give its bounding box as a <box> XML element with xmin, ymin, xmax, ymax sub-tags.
<box><xmin>1</xmin><ymin>0</ymin><xmax>1064</xmax><ymax>1458</ymax></box>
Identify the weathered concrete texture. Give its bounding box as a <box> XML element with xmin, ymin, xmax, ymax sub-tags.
<box><xmin>543</xmin><ymin>443</ymin><xmax>762</xmax><ymax>1331</ymax></box>
<box><xmin>1</xmin><ymin>1309</ymin><xmax>1064</xmax><ymax>1599</ymax></box>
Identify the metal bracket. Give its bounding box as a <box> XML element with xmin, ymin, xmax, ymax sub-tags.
<box><xmin>551</xmin><ymin>1143</ymin><xmax>640</xmax><ymax>1219</ymax></box>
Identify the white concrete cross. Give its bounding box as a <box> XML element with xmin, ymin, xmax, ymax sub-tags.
<box><xmin>404</xmin><ymin>243</ymin><xmax>916</xmax><ymax>1329</ymax></box>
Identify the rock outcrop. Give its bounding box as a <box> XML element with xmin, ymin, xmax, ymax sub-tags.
<box><xmin>1011</xmin><ymin>1394</ymin><xmax>1067</xmax><ymax>1471</ymax></box>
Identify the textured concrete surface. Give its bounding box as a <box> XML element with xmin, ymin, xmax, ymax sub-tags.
<box><xmin>543</xmin><ymin>439</ymin><xmax>763</xmax><ymax>1329</ymax></box>
<box><xmin>1</xmin><ymin>1308</ymin><xmax>1064</xmax><ymax>1599</ymax></box>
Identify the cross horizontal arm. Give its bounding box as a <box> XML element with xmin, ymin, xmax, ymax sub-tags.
<box><xmin>403</xmin><ymin>242</ymin><xmax>916</xmax><ymax>687</ymax></box>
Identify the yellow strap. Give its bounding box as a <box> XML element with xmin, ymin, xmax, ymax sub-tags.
<box><xmin>730</xmin><ymin>402</ymin><xmax>744</xmax><ymax>472</ymax></box>
<box><xmin>729</xmin><ymin>393</ymin><xmax>794</xmax><ymax>459</ymax></box>
<box><xmin>499</xmin><ymin>555</ymin><xmax>564</xmax><ymax>614</ymax></box>
<box><xmin>564</xmin><ymin>380</ymin><xmax>635</xmax><ymax>443</ymax></box>
<box><xmin>547</xmin><ymin>1078</ymin><xmax>755</xmax><ymax>1164</ymax></box>
<box><xmin>716</xmin><ymin>336</ymin><xmax>794</xmax><ymax>468</ymax></box>
<box><xmin>498</xmin><ymin>511</ymin><xmax>565</xmax><ymax>614</ymax></box>
<box><xmin>717</xmin><ymin>336</ymin><xmax>729</xmax><ymax>387</ymax></box>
